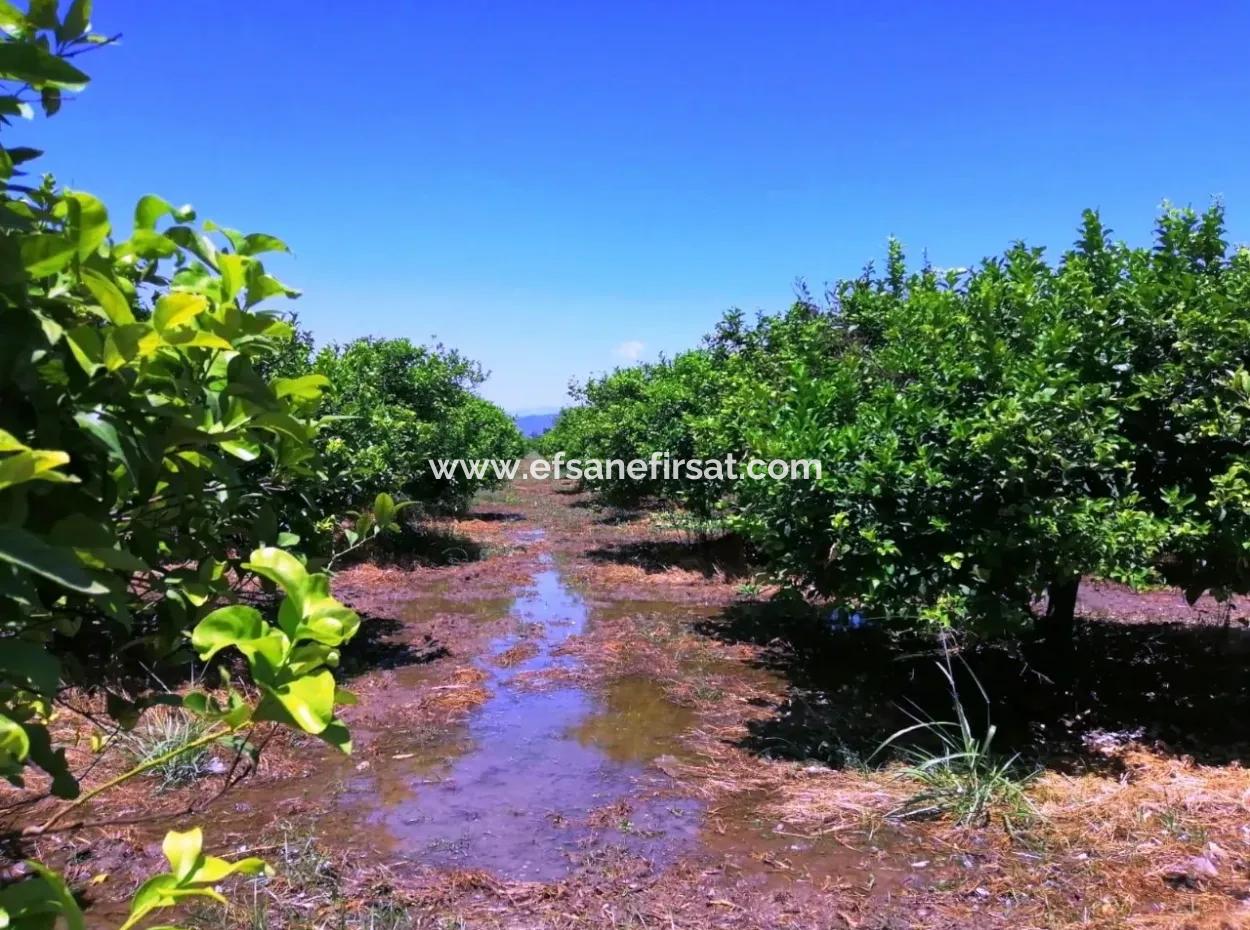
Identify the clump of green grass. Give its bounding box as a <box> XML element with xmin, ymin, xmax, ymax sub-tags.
<box><xmin>650</xmin><ymin>509</ymin><xmax>729</xmax><ymax>541</ymax></box>
<box><xmin>875</xmin><ymin>644</ymin><xmax>1037</xmax><ymax>828</ymax></box>
<box><xmin>121</xmin><ymin>707</ymin><xmax>215</xmax><ymax>790</ymax></box>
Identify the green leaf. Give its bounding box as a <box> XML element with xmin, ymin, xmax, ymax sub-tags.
<box><xmin>39</xmin><ymin>84</ymin><xmax>59</xmax><ymax>116</ymax></box>
<box><xmin>242</xmin><ymin>547</ymin><xmax>308</xmax><ymax>598</ymax></box>
<box><xmin>161</xmin><ymin>328</ymin><xmax>233</xmax><ymax>350</ymax></box>
<box><xmin>0</xmin><ymin>40</ymin><xmax>89</xmax><ymax>89</ymax></box>
<box><xmin>0</xmin><ymin>641</ymin><xmax>60</xmax><ymax>695</ymax></box>
<box><xmin>162</xmin><ymin>828</ymin><xmax>204</xmax><ymax>882</ymax></box>
<box><xmin>218</xmin><ymin>252</ymin><xmax>247</xmax><ymax>302</ymax></box>
<box><xmin>56</xmin><ymin>0</ymin><xmax>90</xmax><ymax>42</ymax></box>
<box><xmin>240</xmin><ymin>233</ymin><xmax>290</xmax><ymax>256</ymax></box>
<box><xmin>20</xmin><ymin>233</ymin><xmax>75</xmax><ymax>276</ymax></box>
<box><xmin>0</xmin><ymin>430</ymin><xmax>27</xmax><ymax>452</ymax></box>
<box><xmin>120</xmin><ymin>228</ymin><xmax>177</xmax><ymax>259</ymax></box>
<box><xmin>0</xmin><ymin>864</ymin><xmax>85</xmax><ymax>930</ymax></box>
<box><xmin>317</xmin><ymin>717</ymin><xmax>352</xmax><ymax>754</ymax></box>
<box><xmin>258</xmin><ymin>669</ymin><xmax>335</xmax><ymax>734</ymax></box>
<box><xmin>63</xmin><ymin>190</ymin><xmax>108</xmax><ymax>258</ymax></box>
<box><xmin>0</xmin><ymin>1</ymin><xmax>25</xmax><ymax>35</ymax></box>
<box><xmin>244</xmin><ymin>262</ymin><xmax>299</xmax><ymax>306</ymax></box>
<box><xmin>24</xmin><ymin>0</ymin><xmax>55</xmax><ymax>28</ymax></box>
<box><xmin>0</xmin><ymin>525</ymin><xmax>107</xmax><ymax>594</ymax></box>
<box><xmin>103</xmin><ymin>323</ymin><xmax>162</xmax><ymax>370</ymax></box>
<box><xmin>152</xmin><ymin>292</ymin><xmax>208</xmax><ymax>332</ymax></box>
<box><xmin>134</xmin><ymin>194</ymin><xmax>175</xmax><ymax>230</ymax></box>
<box><xmin>0</xmin><ymin>713</ymin><xmax>31</xmax><ymax>764</ymax></box>
<box><xmin>0</xmin><ymin>447</ymin><xmax>74</xmax><ymax>490</ymax></box>
<box><xmin>65</xmin><ymin>324</ymin><xmax>103</xmax><ymax>374</ymax></box>
<box><xmin>273</xmin><ymin>374</ymin><xmax>329</xmax><ymax>402</ymax></box>
<box><xmin>81</xmin><ymin>268</ymin><xmax>135</xmax><ymax>324</ymax></box>
<box><xmin>190</xmin><ymin>605</ymin><xmax>265</xmax><ymax>661</ymax></box>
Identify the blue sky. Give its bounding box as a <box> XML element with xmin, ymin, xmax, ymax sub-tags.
<box><xmin>22</xmin><ymin>1</ymin><xmax>1250</xmax><ymax>410</ymax></box>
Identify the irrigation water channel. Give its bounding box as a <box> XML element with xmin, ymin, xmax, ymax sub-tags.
<box><xmin>343</xmin><ymin>533</ymin><xmax>703</xmax><ymax>880</ymax></box>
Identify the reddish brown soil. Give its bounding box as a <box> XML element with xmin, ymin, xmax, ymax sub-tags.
<box><xmin>5</xmin><ymin>477</ymin><xmax>1250</xmax><ymax>929</ymax></box>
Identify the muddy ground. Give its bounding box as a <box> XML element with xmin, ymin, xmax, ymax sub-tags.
<box><xmin>6</xmin><ymin>478</ymin><xmax>1250</xmax><ymax>929</ymax></box>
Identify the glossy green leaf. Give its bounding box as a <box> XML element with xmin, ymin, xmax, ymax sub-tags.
<box><xmin>190</xmin><ymin>605</ymin><xmax>265</xmax><ymax>660</ymax></box>
<box><xmin>81</xmin><ymin>268</ymin><xmax>134</xmax><ymax>324</ymax></box>
<box><xmin>241</xmin><ymin>546</ymin><xmax>307</xmax><ymax>597</ymax></box>
<box><xmin>152</xmin><ymin>292</ymin><xmax>208</xmax><ymax>332</ymax></box>
<box><xmin>0</xmin><ymin>526</ymin><xmax>107</xmax><ymax>594</ymax></box>
<box><xmin>258</xmin><ymin>669</ymin><xmax>335</xmax><ymax>734</ymax></box>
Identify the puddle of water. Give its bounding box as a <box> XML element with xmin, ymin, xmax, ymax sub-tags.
<box><xmin>700</xmin><ymin>795</ymin><xmax>918</xmax><ymax>901</ymax></box>
<box><xmin>336</xmin><ymin>543</ymin><xmax>924</xmax><ymax>890</ymax></box>
<box><xmin>571</xmin><ymin>675</ymin><xmax>695</xmax><ymax>763</ymax></box>
<box><xmin>348</xmin><ymin>541</ymin><xmax>700</xmax><ymax>881</ymax></box>
<box><xmin>392</xmin><ymin>587</ymin><xmax>516</xmax><ymax>626</ymax></box>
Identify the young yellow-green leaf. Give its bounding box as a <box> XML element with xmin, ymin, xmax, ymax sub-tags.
<box><xmin>0</xmin><ymin>430</ymin><xmax>27</xmax><ymax>453</ymax></box>
<box><xmin>273</xmin><ymin>374</ymin><xmax>329</xmax><ymax>402</ymax></box>
<box><xmin>152</xmin><ymin>293</ymin><xmax>208</xmax><ymax>332</ymax></box>
<box><xmin>218</xmin><ymin>252</ymin><xmax>247</xmax><ymax>303</ymax></box>
<box><xmin>162</xmin><ymin>828</ymin><xmax>204</xmax><ymax>882</ymax></box>
<box><xmin>0</xmin><ymin>447</ymin><xmax>74</xmax><ymax>491</ymax></box>
<box><xmin>103</xmin><ymin>324</ymin><xmax>162</xmax><ymax>370</ymax></box>
<box><xmin>160</xmin><ymin>328</ymin><xmax>233</xmax><ymax>350</ymax></box>
<box><xmin>0</xmin><ymin>1</ymin><xmax>25</xmax><ymax>35</ymax></box>
<box><xmin>0</xmin><ymin>713</ymin><xmax>30</xmax><ymax>764</ymax></box>
<box><xmin>133</xmin><ymin>194</ymin><xmax>175</xmax><ymax>231</ymax></box>
<box><xmin>81</xmin><ymin>268</ymin><xmax>134</xmax><ymax>324</ymax></box>
<box><xmin>259</xmin><ymin>669</ymin><xmax>336</xmax><ymax>734</ymax></box>
<box><xmin>63</xmin><ymin>191</ymin><xmax>109</xmax><ymax>258</ymax></box>
<box><xmin>242</xmin><ymin>547</ymin><xmax>308</xmax><ymax>597</ymax></box>
<box><xmin>188</xmin><ymin>854</ymin><xmax>269</xmax><ymax>884</ymax></box>
<box><xmin>190</xmin><ymin>605</ymin><xmax>265</xmax><ymax>661</ymax></box>
<box><xmin>125</xmin><ymin>873</ymin><xmax>179</xmax><ymax>926</ymax></box>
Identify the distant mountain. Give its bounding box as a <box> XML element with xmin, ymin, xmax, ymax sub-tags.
<box><xmin>514</xmin><ymin>412</ymin><xmax>558</xmax><ymax>438</ymax></box>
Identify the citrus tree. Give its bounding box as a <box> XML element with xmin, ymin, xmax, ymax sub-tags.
<box><xmin>735</xmin><ymin>209</ymin><xmax>1250</xmax><ymax>639</ymax></box>
<box><xmin>309</xmin><ymin>336</ymin><xmax>525</xmax><ymax>512</ymax></box>
<box><xmin>0</xmin><ymin>5</ymin><xmax>372</xmax><ymax>926</ymax></box>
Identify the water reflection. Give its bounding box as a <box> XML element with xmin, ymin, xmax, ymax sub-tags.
<box><xmin>357</xmin><ymin>546</ymin><xmax>700</xmax><ymax>880</ymax></box>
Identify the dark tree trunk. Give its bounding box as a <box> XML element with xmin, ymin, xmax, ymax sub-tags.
<box><xmin>1039</xmin><ymin>576</ymin><xmax>1081</xmax><ymax>649</ymax></box>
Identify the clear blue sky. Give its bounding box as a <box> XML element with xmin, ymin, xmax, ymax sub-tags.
<box><xmin>22</xmin><ymin>1</ymin><xmax>1250</xmax><ymax>411</ymax></box>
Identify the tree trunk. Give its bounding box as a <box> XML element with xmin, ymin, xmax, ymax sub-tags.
<box><xmin>1039</xmin><ymin>576</ymin><xmax>1081</xmax><ymax>649</ymax></box>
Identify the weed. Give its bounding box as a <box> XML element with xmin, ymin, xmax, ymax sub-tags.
<box><xmin>1157</xmin><ymin>805</ymin><xmax>1209</xmax><ymax>844</ymax></box>
<box><xmin>650</xmin><ymin>509</ymin><xmax>729</xmax><ymax>542</ymax></box>
<box><xmin>874</xmin><ymin>642</ymin><xmax>1037</xmax><ymax>828</ymax></box>
<box><xmin>121</xmin><ymin>707</ymin><xmax>215</xmax><ymax>790</ymax></box>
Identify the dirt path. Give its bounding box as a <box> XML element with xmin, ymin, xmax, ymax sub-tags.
<box><xmin>313</xmin><ymin>478</ymin><xmax>909</xmax><ymax>927</ymax></box>
<box><xmin>20</xmin><ymin>476</ymin><xmax>1250</xmax><ymax>929</ymax></box>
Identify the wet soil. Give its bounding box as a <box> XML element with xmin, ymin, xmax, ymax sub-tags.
<box><xmin>8</xmin><ymin>477</ymin><xmax>1250</xmax><ymax>929</ymax></box>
